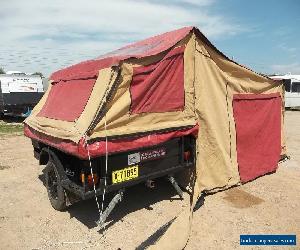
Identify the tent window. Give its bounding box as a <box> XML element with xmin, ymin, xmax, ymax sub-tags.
<box><xmin>130</xmin><ymin>46</ymin><xmax>185</xmax><ymax>114</ymax></box>
<box><xmin>38</xmin><ymin>79</ymin><xmax>95</xmax><ymax>121</ymax></box>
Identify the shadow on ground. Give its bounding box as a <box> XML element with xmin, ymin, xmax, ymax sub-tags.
<box><xmin>38</xmin><ymin>174</ymin><xmax>181</xmax><ymax>230</ymax></box>
<box><xmin>69</xmin><ymin>178</ymin><xmax>181</xmax><ymax>229</ymax></box>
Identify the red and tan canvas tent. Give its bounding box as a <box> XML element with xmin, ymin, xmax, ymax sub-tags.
<box><xmin>25</xmin><ymin>26</ymin><xmax>285</xmax><ymax>190</ymax></box>
<box><xmin>24</xmin><ymin>26</ymin><xmax>285</xmax><ymax>247</ymax></box>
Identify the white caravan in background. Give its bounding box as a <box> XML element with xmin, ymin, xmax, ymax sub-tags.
<box><xmin>270</xmin><ymin>74</ymin><xmax>300</xmax><ymax>108</ymax></box>
<box><xmin>0</xmin><ymin>71</ymin><xmax>44</xmax><ymax>117</ymax></box>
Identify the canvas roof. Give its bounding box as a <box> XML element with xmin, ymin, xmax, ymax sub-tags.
<box><xmin>51</xmin><ymin>27</ymin><xmax>194</xmax><ymax>82</ymax></box>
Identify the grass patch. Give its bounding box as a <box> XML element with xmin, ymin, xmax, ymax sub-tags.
<box><xmin>0</xmin><ymin>122</ymin><xmax>24</xmax><ymax>135</ymax></box>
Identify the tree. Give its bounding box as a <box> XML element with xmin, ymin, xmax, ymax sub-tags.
<box><xmin>0</xmin><ymin>67</ymin><xmax>5</xmax><ymax>74</ymax></box>
<box><xmin>32</xmin><ymin>72</ymin><xmax>44</xmax><ymax>78</ymax></box>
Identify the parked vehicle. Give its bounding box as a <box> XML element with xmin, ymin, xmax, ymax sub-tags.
<box><xmin>0</xmin><ymin>71</ymin><xmax>44</xmax><ymax>117</ymax></box>
<box><xmin>25</xmin><ymin>27</ymin><xmax>284</xmax><ymax>230</ymax></box>
<box><xmin>270</xmin><ymin>74</ymin><xmax>300</xmax><ymax>108</ymax></box>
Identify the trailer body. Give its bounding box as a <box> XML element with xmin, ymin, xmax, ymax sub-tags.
<box><xmin>30</xmin><ymin>134</ymin><xmax>195</xmax><ymax>214</ymax></box>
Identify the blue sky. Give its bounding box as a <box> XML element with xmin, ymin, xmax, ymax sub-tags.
<box><xmin>0</xmin><ymin>0</ymin><xmax>299</xmax><ymax>76</ymax></box>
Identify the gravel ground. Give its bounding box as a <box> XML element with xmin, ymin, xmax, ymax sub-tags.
<box><xmin>0</xmin><ymin>111</ymin><xmax>299</xmax><ymax>250</ymax></box>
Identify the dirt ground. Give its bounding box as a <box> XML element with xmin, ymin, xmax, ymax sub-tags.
<box><xmin>0</xmin><ymin>111</ymin><xmax>299</xmax><ymax>250</ymax></box>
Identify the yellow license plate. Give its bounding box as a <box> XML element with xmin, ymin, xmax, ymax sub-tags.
<box><xmin>112</xmin><ymin>165</ymin><xmax>139</xmax><ymax>184</ymax></box>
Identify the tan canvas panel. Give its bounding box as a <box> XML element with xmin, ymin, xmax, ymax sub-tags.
<box><xmin>193</xmin><ymin>43</ymin><xmax>241</xmax><ymax>193</ymax></box>
<box><xmin>30</xmin><ymin>80</ymin><xmax>53</xmax><ymax>116</ymax></box>
<box><xmin>192</xmin><ymin>37</ymin><xmax>285</xmax><ymax>193</ymax></box>
<box><xmin>75</xmin><ymin>67</ymin><xmax>119</xmax><ymax>135</ymax></box>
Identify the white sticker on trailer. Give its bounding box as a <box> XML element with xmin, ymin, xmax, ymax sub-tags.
<box><xmin>128</xmin><ymin>152</ymin><xmax>141</xmax><ymax>165</ymax></box>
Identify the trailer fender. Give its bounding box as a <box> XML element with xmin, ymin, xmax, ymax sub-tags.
<box><xmin>39</xmin><ymin>148</ymin><xmax>49</xmax><ymax>165</ymax></box>
<box><xmin>42</xmin><ymin>148</ymin><xmax>68</xmax><ymax>181</ymax></box>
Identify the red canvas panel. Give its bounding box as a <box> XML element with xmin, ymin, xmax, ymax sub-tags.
<box><xmin>38</xmin><ymin>79</ymin><xmax>95</xmax><ymax>121</ymax></box>
<box><xmin>233</xmin><ymin>93</ymin><xmax>282</xmax><ymax>183</ymax></box>
<box><xmin>130</xmin><ymin>46</ymin><xmax>185</xmax><ymax>114</ymax></box>
<box><xmin>24</xmin><ymin>124</ymin><xmax>198</xmax><ymax>159</ymax></box>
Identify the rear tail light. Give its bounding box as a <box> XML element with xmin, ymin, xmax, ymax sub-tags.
<box><xmin>184</xmin><ymin>151</ymin><xmax>191</xmax><ymax>161</ymax></box>
<box><xmin>80</xmin><ymin>172</ymin><xmax>99</xmax><ymax>187</ymax></box>
<box><xmin>81</xmin><ymin>172</ymin><xmax>85</xmax><ymax>184</ymax></box>
<box><xmin>87</xmin><ymin>174</ymin><xmax>99</xmax><ymax>187</ymax></box>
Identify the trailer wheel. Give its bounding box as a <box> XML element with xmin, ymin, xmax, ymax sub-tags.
<box><xmin>45</xmin><ymin>159</ymin><xmax>67</xmax><ymax>211</ymax></box>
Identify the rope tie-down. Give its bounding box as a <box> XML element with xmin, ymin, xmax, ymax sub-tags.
<box><xmin>84</xmin><ymin>114</ymin><xmax>125</xmax><ymax>231</ymax></box>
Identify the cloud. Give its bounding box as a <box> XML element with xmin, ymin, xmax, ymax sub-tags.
<box><xmin>270</xmin><ymin>63</ymin><xmax>300</xmax><ymax>75</ymax></box>
<box><xmin>0</xmin><ymin>0</ymin><xmax>244</xmax><ymax>76</ymax></box>
<box><xmin>149</xmin><ymin>0</ymin><xmax>216</xmax><ymax>6</ymax></box>
<box><xmin>182</xmin><ymin>0</ymin><xmax>215</xmax><ymax>5</ymax></box>
<box><xmin>277</xmin><ymin>43</ymin><xmax>298</xmax><ymax>53</ymax></box>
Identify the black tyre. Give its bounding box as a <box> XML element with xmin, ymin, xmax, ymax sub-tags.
<box><xmin>45</xmin><ymin>159</ymin><xmax>67</xmax><ymax>211</ymax></box>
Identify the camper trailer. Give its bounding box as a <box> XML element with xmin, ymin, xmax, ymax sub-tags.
<box><xmin>24</xmin><ymin>27</ymin><xmax>285</xmax><ymax>228</ymax></box>
<box><xmin>270</xmin><ymin>74</ymin><xmax>300</xmax><ymax>108</ymax></box>
<box><xmin>0</xmin><ymin>71</ymin><xmax>44</xmax><ymax>117</ymax></box>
